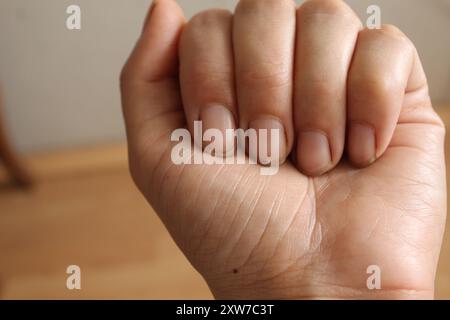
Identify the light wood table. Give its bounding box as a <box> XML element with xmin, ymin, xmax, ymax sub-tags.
<box><xmin>0</xmin><ymin>89</ymin><xmax>33</xmax><ymax>187</ymax></box>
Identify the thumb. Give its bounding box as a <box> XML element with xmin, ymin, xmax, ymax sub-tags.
<box><xmin>120</xmin><ymin>0</ymin><xmax>185</xmax><ymax>187</ymax></box>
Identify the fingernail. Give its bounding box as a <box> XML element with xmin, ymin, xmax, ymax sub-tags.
<box><xmin>249</xmin><ymin>116</ymin><xmax>287</xmax><ymax>165</ymax></box>
<box><xmin>297</xmin><ymin>131</ymin><xmax>331</xmax><ymax>175</ymax></box>
<box><xmin>200</xmin><ymin>105</ymin><xmax>236</xmax><ymax>156</ymax></box>
<box><xmin>348</xmin><ymin>122</ymin><xmax>376</xmax><ymax>167</ymax></box>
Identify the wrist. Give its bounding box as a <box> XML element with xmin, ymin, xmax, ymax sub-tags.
<box><xmin>207</xmin><ymin>277</ymin><xmax>435</xmax><ymax>300</ymax></box>
<box><xmin>210</xmin><ymin>286</ymin><xmax>434</xmax><ymax>300</ymax></box>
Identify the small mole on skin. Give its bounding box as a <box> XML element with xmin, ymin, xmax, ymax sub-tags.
<box><xmin>232</xmin><ymin>269</ymin><xmax>238</xmax><ymax>274</ymax></box>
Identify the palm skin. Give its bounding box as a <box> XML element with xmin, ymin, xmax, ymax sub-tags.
<box><xmin>133</xmin><ymin>77</ymin><xmax>445</xmax><ymax>301</ymax></box>
<box><xmin>121</xmin><ymin>0</ymin><xmax>446</xmax><ymax>299</ymax></box>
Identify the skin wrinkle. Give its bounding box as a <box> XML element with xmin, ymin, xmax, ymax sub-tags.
<box><xmin>211</xmin><ymin>166</ymin><xmax>258</xmax><ymax>259</ymax></box>
<box><xmin>184</xmin><ymin>61</ymin><xmax>234</xmax><ymax>80</ymax></box>
<box><xmin>314</xmin><ymin>163</ymin><xmax>354</xmax><ymax>201</ymax></box>
<box><xmin>405</xmin><ymin>75</ymin><xmax>428</xmax><ymax>95</ymax></box>
<box><xmin>391</xmin><ymin>126</ymin><xmax>444</xmax><ymax>148</ymax></box>
<box><xmin>146</xmin><ymin>143</ymin><xmax>178</xmax><ymax>207</ymax></box>
<box><xmin>142</xmin><ymin>114</ymin><xmax>186</xmax><ymax>193</ymax></box>
<box><xmin>120</xmin><ymin>66</ymin><xmax>179</xmax><ymax>88</ymax></box>
<box><xmin>182</xmin><ymin>163</ymin><xmax>214</xmax><ymax>243</ymax></box>
<box><xmin>402</xmin><ymin>95</ymin><xmax>432</xmax><ymax>115</ymax></box>
<box><xmin>122</xmin><ymin>83</ymin><xmax>182</xmax><ymax>129</ymax></box>
<box><xmin>240</xmin><ymin>183</ymin><xmax>285</xmax><ymax>272</ymax></box>
<box><xmin>188</xmin><ymin>164</ymin><xmax>227</xmax><ymax>256</ymax></box>
<box><xmin>164</xmin><ymin>138</ymin><xmax>228</xmax><ymax>228</ymax></box>
<box><xmin>364</xmin><ymin>203</ymin><xmax>385</xmax><ymax>243</ymax></box>
<box><xmin>167</xmin><ymin>162</ymin><xmax>192</xmax><ymax>248</ymax></box>
<box><xmin>306</xmin><ymin>178</ymin><xmax>321</xmax><ymax>252</ymax></box>
<box><xmin>385</xmin><ymin>190</ymin><xmax>434</xmax><ymax>218</ymax></box>
<box><xmin>222</xmin><ymin>172</ymin><xmax>268</xmax><ymax>271</ymax></box>
<box><xmin>254</xmin><ymin>179</ymin><xmax>319</xmax><ymax>287</ymax></box>
<box><xmin>390</xmin><ymin>211</ymin><xmax>432</xmax><ymax>250</ymax></box>
<box><xmin>396</xmin><ymin>178</ymin><xmax>438</xmax><ymax>213</ymax></box>
<box><xmin>382</xmin><ymin>156</ymin><xmax>443</xmax><ymax>209</ymax></box>
<box><xmin>396</xmin><ymin>231</ymin><xmax>431</xmax><ymax>257</ymax></box>
<box><xmin>229</xmin><ymin>172</ymin><xmax>266</xmax><ymax>265</ymax></box>
<box><xmin>201</xmin><ymin>166</ymin><xmax>259</xmax><ymax>276</ymax></box>
<box><xmin>306</xmin><ymin>176</ymin><xmax>347</xmax><ymax>263</ymax></box>
<box><xmin>399</xmin><ymin>107</ymin><xmax>441</xmax><ymax>127</ymax></box>
<box><xmin>309</xmin><ymin>186</ymin><xmax>326</xmax><ymax>263</ymax></box>
<box><xmin>132</xmin><ymin>115</ymin><xmax>176</xmax><ymax>173</ymax></box>
<box><xmin>160</xmin><ymin>162</ymin><xmax>183</xmax><ymax>223</ymax></box>
<box><xmin>256</xmin><ymin>182</ymin><xmax>296</xmax><ymax>274</ymax></box>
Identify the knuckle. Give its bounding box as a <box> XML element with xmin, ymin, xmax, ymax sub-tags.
<box><xmin>187</xmin><ymin>64</ymin><xmax>233</xmax><ymax>93</ymax></box>
<box><xmin>300</xmin><ymin>80</ymin><xmax>340</xmax><ymax>102</ymax></box>
<box><xmin>187</xmin><ymin>8</ymin><xmax>232</xmax><ymax>28</ymax></box>
<box><xmin>364</xmin><ymin>78</ymin><xmax>393</xmax><ymax>96</ymax></box>
<box><xmin>189</xmin><ymin>65</ymin><xmax>230</xmax><ymax>83</ymax></box>
<box><xmin>381</xmin><ymin>24</ymin><xmax>414</xmax><ymax>50</ymax></box>
<box><xmin>378</xmin><ymin>24</ymin><xmax>406</xmax><ymax>37</ymax></box>
<box><xmin>360</xmin><ymin>24</ymin><xmax>413</xmax><ymax>51</ymax></box>
<box><xmin>237</xmin><ymin>0</ymin><xmax>296</xmax><ymax>14</ymax></box>
<box><xmin>239</xmin><ymin>64</ymin><xmax>291</xmax><ymax>90</ymax></box>
<box><xmin>299</xmin><ymin>0</ymin><xmax>359</xmax><ymax>20</ymax></box>
<box><xmin>350</xmin><ymin>76</ymin><xmax>400</xmax><ymax>105</ymax></box>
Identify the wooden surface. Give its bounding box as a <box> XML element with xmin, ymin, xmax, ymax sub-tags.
<box><xmin>0</xmin><ymin>145</ymin><xmax>212</xmax><ymax>299</ymax></box>
<box><xmin>0</xmin><ymin>107</ymin><xmax>450</xmax><ymax>299</ymax></box>
<box><xmin>0</xmin><ymin>90</ymin><xmax>33</xmax><ymax>187</ymax></box>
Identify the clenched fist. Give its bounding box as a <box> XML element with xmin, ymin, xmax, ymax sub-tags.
<box><xmin>120</xmin><ymin>0</ymin><xmax>446</xmax><ymax>299</ymax></box>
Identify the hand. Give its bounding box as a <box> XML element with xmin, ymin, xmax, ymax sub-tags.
<box><xmin>120</xmin><ymin>0</ymin><xmax>446</xmax><ymax>299</ymax></box>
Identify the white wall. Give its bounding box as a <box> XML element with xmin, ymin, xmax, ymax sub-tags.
<box><xmin>0</xmin><ymin>0</ymin><xmax>449</xmax><ymax>153</ymax></box>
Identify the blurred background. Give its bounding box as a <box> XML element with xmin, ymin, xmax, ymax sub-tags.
<box><xmin>0</xmin><ymin>0</ymin><xmax>449</xmax><ymax>299</ymax></box>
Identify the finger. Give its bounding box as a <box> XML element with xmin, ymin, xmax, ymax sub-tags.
<box><xmin>294</xmin><ymin>0</ymin><xmax>361</xmax><ymax>176</ymax></box>
<box><xmin>120</xmin><ymin>0</ymin><xmax>185</xmax><ymax>137</ymax></box>
<box><xmin>400</xmin><ymin>47</ymin><xmax>434</xmax><ymax>122</ymax></box>
<box><xmin>233</xmin><ymin>0</ymin><xmax>296</xmax><ymax>164</ymax></box>
<box><xmin>120</xmin><ymin>0</ymin><xmax>185</xmax><ymax>187</ymax></box>
<box><xmin>179</xmin><ymin>9</ymin><xmax>236</xmax><ymax>156</ymax></box>
<box><xmin>347</xmin><ymin>25</ymin><xmax>415</xmax><ymax>167</ymax></box>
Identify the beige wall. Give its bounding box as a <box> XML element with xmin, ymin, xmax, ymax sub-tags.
<box><xmin>0</xmin><ymin>0</ymin><xmax>449</xmax><ymax>153</ymax></box>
